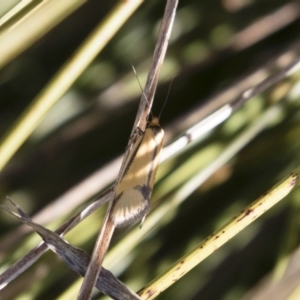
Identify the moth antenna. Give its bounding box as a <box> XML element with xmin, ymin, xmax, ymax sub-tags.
<box><xmin>131</xmin><ymin>63</ymin><xmax>154</xmax><ymax>120</ymax></box>
<box><xmin>158</xmin><ymin>76</ymin><xmax>175</xmax><ymax>120</ymax></box>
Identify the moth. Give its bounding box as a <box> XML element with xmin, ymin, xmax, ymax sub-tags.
<box><xmin>110</xmin><ymin>116</ymin><xmax>164</xmax><ymax>227</ymax></box>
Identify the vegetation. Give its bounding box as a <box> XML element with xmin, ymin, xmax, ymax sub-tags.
<box><xmin>1</xmin><ymin>0</ymin><xmax>300</xmax><ymax>299</ymax></box>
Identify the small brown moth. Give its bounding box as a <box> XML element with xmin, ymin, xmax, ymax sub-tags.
<box><xmin>111</xmin><ymin>117</ymin><xmax>164</xmax><ymax>227</ymax></box>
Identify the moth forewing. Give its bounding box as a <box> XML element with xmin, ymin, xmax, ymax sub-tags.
<box><xmin>111</xmin><ymin>117</ymin><xmax>164</xmax><ymax>227</ymax></box>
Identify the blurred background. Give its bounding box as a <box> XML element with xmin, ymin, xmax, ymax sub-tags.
<box><xmin>1</xmin><ymin>0</ymin><xmax>300</xmax><ymax>299</ymax></box>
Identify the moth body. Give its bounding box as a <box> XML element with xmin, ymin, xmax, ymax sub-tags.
<box><xmin>111</xmin><ymin>117</ymin><xmax>164</xmax><ymax>227</ymax></box>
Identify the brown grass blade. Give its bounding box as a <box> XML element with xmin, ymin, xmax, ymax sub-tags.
<box><xmin>0</xmin><ymin>199</ymin><xmax>141</xmax><ymax>300</ymax></box>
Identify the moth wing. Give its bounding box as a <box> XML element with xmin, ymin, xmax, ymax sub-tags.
<box><xmin>111</xmin><ymin>189</ymin><xmax>150</xmax><ymax>227</ymax></box>
<box><xmin>112</xmin><ymin>122</ymin><xmax>164</xmax><ymax>227</ymax></box>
